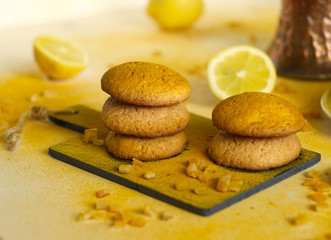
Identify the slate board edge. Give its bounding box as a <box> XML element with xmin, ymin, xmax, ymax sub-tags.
<box><xmin>48</xmin><ymin>147</ymin><xmax>320</xmax><ymax>216</ymax></box>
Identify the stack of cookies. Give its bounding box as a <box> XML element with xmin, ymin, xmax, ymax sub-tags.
<box><xmin>208</xmin><ymin>92</ymin><xmax>305</xmax><ymax>170</ymax></box>
<box><xmin>101</xmin><ymin>61</ymin><xmax>191</xmax><ymax>161</ymax></box>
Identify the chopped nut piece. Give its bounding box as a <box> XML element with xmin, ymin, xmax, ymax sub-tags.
<box><xmin>78</xmin><ymin>210</ymin><xmax>108</xmax><ymax>222</ymax></box>
<box><xmin>311</xmin><ymin>192</ymin><xmax>327</xmax><ymax>202</ymax></box>
<box><xmin>109</xmin><ymin>204</ymin><xmax>123</xmax><ymax>214</ymax></box>
<box><xmin>118</xmin><ymin>164</ymin><xmax>133</xmax><ymax>174</ymax></box>
<box><xmin>303</xmin><ymin>179</ymin><xmax>318</xmax><ymax>187</ymax></box>
<box><xmin>293</xmin><ymin>213</ymin><xmax>310</xmax><ymax>225</ymax></box>
<box><xmin>144</xmin><ymin>171</ymin><xmax>156</xmax><ymax>180</ymax></box>
<box><xmin>92</xmin><ymin>139</ymin><xmax>104</xmax><ymax>146</ymax></box>
<box><xmin>113</xmin><ymin>219</ymin><xmax>127</xmax><ymax>227</ymax></box>
<box><xmin>228</xmin><ymin>180</ymin><xmax>243</xmax><ymax>192</ymax></box>
<box><xmin>313</xmin><ymin>182</ymin><xmax>331</xmax><ymax>192</ymax></box>
<box><xmin>132</xmin><ymin>158</ymin><xmax>144</xmax><ymax>167</ymax></box>
<box><xmin>315</xmin><ymin>201</ymin><xmax>329</xmax><ymax>211</ymax></box>
<box><xmin>189</xmin><ymin>159</ymin><xmax>205</xmax><ymax>169</ymax></box>
<box><xmin>193</xmin><ymin>186</ymin><xmax>207</xmax><ymax>196</ymax></box>
<box><xmin>198</xmin><ymin>171</ymin><xmax>213</xmax><ymax>183</ymax></box>
<box><xmin>160</xmin><ymin>211</ymin><xmax>173</xmax><ymax>221</ymax></box>
<box><xmin>216</xmin><ymin>174</ymin><xmax>232</xmax><ymax>192</ymax></box>
<box><xmin>186</xmin><ymin>163</ymin><xmax>202</xmax><ymax>178</ymax></box>
<box><xmin>96</xmin><ymin>189</ymin><xmax>110</xmax><ymax>199</ymax></box>
<box><xmin>82</xmin><ymin>128</ymin><xmax>98</xmax><ymax>143</ymax></box>
<box><xmin>95</xmin><ymin>200</ymin><xmax>109</xmax><ymax>211</ymax></box>
<box><xmin>29</xmin><ymin>94</ymin><xmax>39</xmax><ymax>102</ymax></box>
<box><xmin>130</xmin><ymin>215</ymin><xmax>148</xmax><ymax>227</ymax></box>
<box><xmin>143</xmin><ymin>204</ymin><xmax>155</xmax><ymax>217</ymax></box>
<box><xmin>306</xmin><ymin>170</ymin><xmax>321</xmax><ymax>180</ymax></box>
<box><xmin>204</xmin><ymin>165</ymin><xmax>217</xmax><ymax>174</ymax></box>
<box><xmin>120</xmin><ymin>209</ymin><xmax>134</xmax><ymax>223</ymax></box>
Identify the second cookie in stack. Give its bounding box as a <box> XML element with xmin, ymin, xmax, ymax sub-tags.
<box><xmin>101</xmin><ymin>61</ymin><xmax>191</xmax><ymax>161</ymax></box>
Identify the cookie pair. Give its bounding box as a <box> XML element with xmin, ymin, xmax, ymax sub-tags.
<box><xmin>208</xmin><ymin>92</ymin><xmax>305</xmax><ymax>170</ymax></box>
<box><xmin>101</xmin><ymin>62</ymin><xmax>191</xmax><ymax>161</ymax></box>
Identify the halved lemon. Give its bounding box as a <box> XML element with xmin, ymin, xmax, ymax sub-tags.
<box><xmin>207</xmin><ymin>45</ymin><xmax>276</xmax><ymax>99</ymax></box>
<box><xmin>321</xmin><ymin>88</ymin><xmax>331</xmax><ymax>119</ymax></box>
<box><xmin>34</xmin><ymin>36</ymin><xmax>89</xmax><ymax>80</ymax></box>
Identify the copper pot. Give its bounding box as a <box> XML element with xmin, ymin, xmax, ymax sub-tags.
<box><xmin>268</xmin><ymin>0</ymin><xmax>331</xmax><ymax>79</ymax></box>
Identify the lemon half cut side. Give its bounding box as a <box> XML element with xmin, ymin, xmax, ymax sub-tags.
<box><xmin>34</xmin><ymin>36</ymin><xmax>89</xmax><ymax>80</ymax></box>
<box><xmin>207</xmin><ymin>45</ymin><xmax>276</xmax><ymax>100</ymax></box>
<box><xmin>321</xmin><ymin>88</ymin><xmax>331</xmax><ymax>119</ymax></box>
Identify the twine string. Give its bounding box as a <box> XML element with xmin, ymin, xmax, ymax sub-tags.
<box><xmin>3</xmin><ymin>106</ymin><xmax>76</xmax><ymax>151</ymax></box>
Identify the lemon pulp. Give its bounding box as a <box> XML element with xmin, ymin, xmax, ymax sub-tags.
<box><xmin>207</xmin><ymin>45</ymin><xmax>276</xmax><ymax>99</ymax></box>
<box><xmin>34</xmin><ymin>36</ymin><xmax>89</xmax><ymax>80</ymax></box>
<box><xmin>321</xmin><ymin>88</ymin><xmax>331</xmax><ymax>118</ymax></box>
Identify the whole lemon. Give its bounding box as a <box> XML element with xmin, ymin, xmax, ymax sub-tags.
<box><xmin>147</xmin><ymin>0</ymin><xmax>203</xmax><ymax>31</ymax></box>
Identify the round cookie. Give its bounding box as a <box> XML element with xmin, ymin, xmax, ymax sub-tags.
<box><xmin>101</xmin><ymin>61</ymin><xmax>191</xmax><ymax>106</ymax></box>
<box><xmin>102</xmin><ymin>97</ymin><xmax>190</xmax><ymax>138</ymax></box>
<box><xmin>212</xmin><ymin>92</ymin><xmax>305</xmax><ymax>137</ymax></box>
<box><xmin>208</xmin><ymin>131</ymin><xmax>302</xmax><ymax>170</ymax></box>
<box><xmin>105</xmin><ymin>131</ymin><xmax>187</xmax><ymax>161</ymax></box>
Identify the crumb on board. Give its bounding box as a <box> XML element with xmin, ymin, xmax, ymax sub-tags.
<box><xmin>130</xmin><ymin>215</ymin><xmax>149</xmax><ymax>227</ymax></box>
<box><xmin>132</xmin><ymin>157</ymin><xmax>144</xmax><ymax>167</ymax></box>
<box><xmin>96</xmin><ymin>189</ymin><xmax>110</xmax><ymax>199</ymax></box>
<box><xmin>118</xmin><ymin>164</ymin><xmax>133</xmax><ymax>174</ymax></box>
<box><xmin>216</xmin><ymin>173</ymin><xmax>232</xmax><ymax>192</ymax></box>
<box><xmin>193</xmin><ymin>186</ymin><xmax>207</xmax><ymax>196</ymax></box>
<box><xmin>144</xmin><ymin>171</ymin><xmax>156</xmax><ymax>180</ymax></box>
<box><xmin>143</xmin><ymin>204</ymin><xmax>155</xmax><ymax>217</ymax></box>
<box><xmin>160</xmin><ymin>211</ymin><xmax>173</xmax><ymax>221</ymax></box>
<box><xmin>95</xmin><ymin>200</ymin><xmax>110</xmax><ymax>211</ymax></box>
<box><xmin>293</xmin><ymin>213</ymin><xmax>310</xmax><ymax>225</ymax></box>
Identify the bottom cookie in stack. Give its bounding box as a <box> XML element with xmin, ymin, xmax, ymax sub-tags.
<box><xmin>208</xmin><ymin>92</ymin><xmax>305</xmax><ymax>170</ymax></box>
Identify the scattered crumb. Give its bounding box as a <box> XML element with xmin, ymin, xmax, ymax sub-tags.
<box><xmin>152</xmin><ymin>50</ymin><xmax>162</xmax><ymax>57</ymax></box>
<box><xmin>82</xmin><ymin>128</ymin><xmax>98</xmax><ymax>143</ymax></box>
<box><xmin>118</xmin><ymin>164</ymin><xmax>133</xmax><ymax>174</ymax></box>
<box><xmin>228</xmin><ymin>179</ymin><xmax>243</xmax><ymax>192</ymax></box>
<box><xmin>311</xmin><ymin>192</ymin><xmax>327</xmax><ymax>203</ymax></box>
<box><xmin>186</xmin><ymin>162</ymin><xmax>201</xmax><ymax>178</ymax></box>
<box><xmin>313</xmin><ymin>182</ymin><xmax>331</xmax><ymax>192</ymax></box>
<box><xmin>96</xmin><ymin>189</ymin><xmax>110</xmax><ymax>199</ymax></box>
<box><xmin>315</xmin><ymin>201</ymin><xmax>329</xmax><ymax>211</ymax></box>
<box><xmin>92</xmin><ymin>139</ymin><xmax>104</xmax><ymax>146</ymax></box>
<box><xmin>78</xmin><ymin>210</ymin><xmax>108</xmax><ymax>222</ymax></box>
<box><xmin>227</xmin><ymin>21</ymin><xmax>243</xmax><ymax>29</ymax></box>
<box><xmin>144</xmin><ymin>171</ymin><xmax>156</xmax><ymax>180</ymax></box>
<box><xmin>132</xmin><ymin>158</ymin><xmax>144</xmax><ymax>167</ymax></box>
<box><xmin>130</xmin><ymin>215</ymin><xmax>148</xmax><ymax>227</ymax></box>
<box><xmin>306</xmin><ymin>170</ymin><xmax>321</xmax><ymax>180</ymax></box>
<box><xmin>248</xmin><ymin>34</ymin><xmax>257</xmax><ymax>43</ymax></box>
<box><xmin>95</xmin><ymin>200</ymin><xmax>109</xmax><ymax>211</ymax></box>
<box><xmin>143</xmin><ymin>204</ymin><xmax>155</xmax><ymax>217</ymax></box>
<box><xmin>109</xmin><ymin>204</ymin><xmax>123</xmax><ymax>214</ymax></box>
<box><xmin>198</xmin><ymin>171</ymin><xmax>213</xmax><ymax>183</ymax></box>
<box><xmin>216</xmin><ymin>174</ymin><xmax>232</xmax><ymax>192</ymax></box>
<box><xmin>160</xmin><ymin>211</ymin><xmax>173</xmax><ymax>221</ymax></box>
<box><xmin>187</xmin><ymin>65</ymin><xmax>206</xmax><ymax>77</ymax></box>
<box><xmin>293</xmin><ymin>213</ymin><xmax>310</xmax><ymax>225</ymax></box>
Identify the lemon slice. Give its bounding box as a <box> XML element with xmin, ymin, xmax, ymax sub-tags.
<box><xmin>321</xmin><ymin>88</ymin><xmax>331</xmax><ymax>118</ymax></box>
<box><xmin>207</xmin><ymin>45</ymin><xmax>276</xmax><ymax>99</ymax></box>
<box><xmin>34</xmin><ymin>36</ymin><xmax>89</xmax><ymax>80</ymax></box>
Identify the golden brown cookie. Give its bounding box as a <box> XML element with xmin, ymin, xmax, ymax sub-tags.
<box><xmin>208</xmin><ymin>131</ymin><xmax>302</xmax><ymax>170</ymax></box>
<box><xmin>212</xmin><ymin>92</ymin><xmax>305</xmax><ymax>137</ymax></box>
<box><xmin>105</xmin><ymin>131</ymin><xmax>187</xmax><ymax>161</ymax></box>
<box><xmin>101</xmin><ymin>61</ymin><xmax>191</xmax><ymax>106</ymax></box>
<box><xmin>102</xmin><ymin>97</ymin><xmax>190</xmax><ymax>137</ymax></box>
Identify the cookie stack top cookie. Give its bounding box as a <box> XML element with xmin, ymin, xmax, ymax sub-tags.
<box><xmin>212</xmin><ymin>92</ymin><xmax>305</xmax><ymax>138</ymax></box>
<box><xmin>101</xmin><ymin>61</ymin><xmax>191</xmax><ymax>106</ymax></box>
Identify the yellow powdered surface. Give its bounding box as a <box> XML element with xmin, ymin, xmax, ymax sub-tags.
<box><xmin>1</xmin><ymin>1</ymin><xmax>331</xmax><ymax>240</ymax></box>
